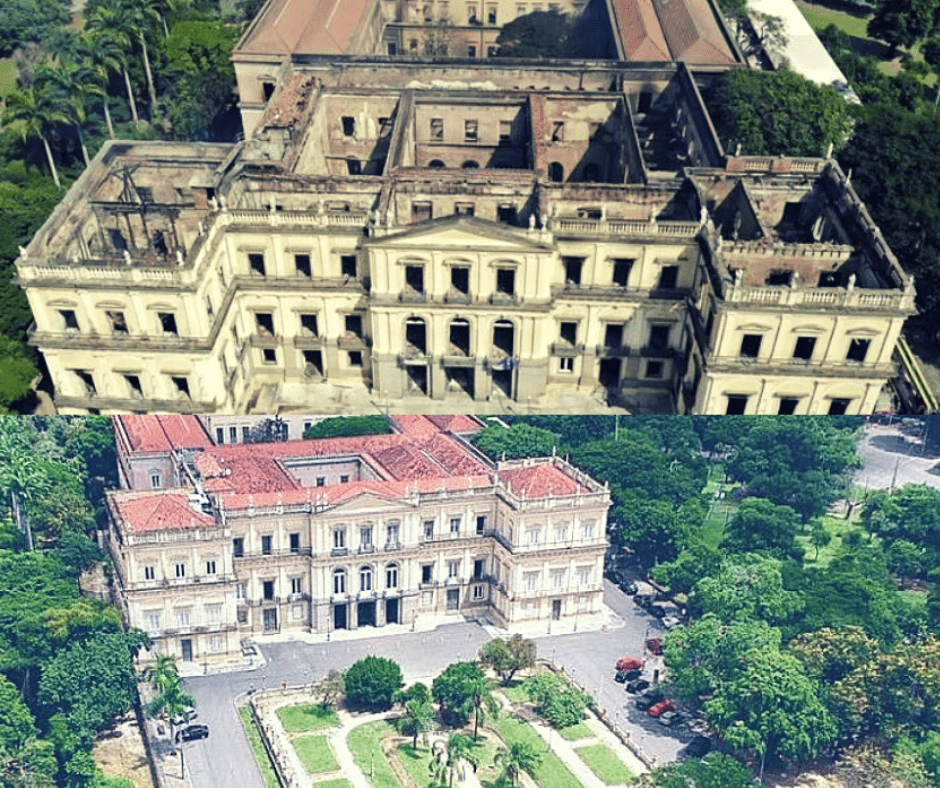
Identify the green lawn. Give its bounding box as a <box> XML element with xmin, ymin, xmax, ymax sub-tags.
<box><xmin>276</xmin><ymin>703</ymin><xmax>341</xmax><ymax>733</ymax></box>
<box><xmin>574</xmin><ymin>743</ymin><xmax>636</xmax><ymax>785</ymax></box>
<box><xmin>348</xmin><ymin>721</ymin><xmax>401</xmax><ymax>788</ymax></box>
<box><xmin>293</xmin><ymin>734</ymin><xmax>339</xmax><ymax>774</ymax></box>
<box><xmin>237</xmin><ymin>706</ymin><xmax>281</xmax><ymax>788</ymax></box>
<box><xmin>798</xmin><ymin>2</ymin><xmax>871</xmax><ymax>40</ymax></box>
<box><xmin>493</xmin><ymin>716</ymin><xmax>582</xmax><ymax>788</ymax></box>
<box><xmin>397</xmin><ymin>736</ymin><xmax>501</xmax><ymax>788</ymax></box>
<box><xmin>557</xmin><ymin>722</ymin><xmax>593</xmax><ymax>741</ymax></box>
<box><xmin>500</xmin><ymin>680</ymin><xmax>530</xmax><ymax>704</ymax></box>
<box><xmin>318</xmin><ymin>780</ymin><xmax>354</xmax><ymax>788</ymax></box>
<box><xmin>796</xmin><ymin>513</ymin><xmax>851</xmax><ymax>567</ymax></box>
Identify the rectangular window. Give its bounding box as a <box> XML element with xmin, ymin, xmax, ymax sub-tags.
<box><xmin>340</xmin><ymin>475</ymin><xmax>349</xmax><ymax>483</ymax></box>
<box><xmin>658</xmin><ymin>265</ymin><xmax>679</xmax><ymax>289</ymax></box>
<box><xmin>563</xmin><ymin>257</ymin><xmax>584</xmax><ymax>286</ymax></box>
<box><xmin>778</xmin><ymin>397</ymin><xmax>799</xmax><ymax>415</ymax></box>
<box><xmin>473</xmin><ymin>584</ymin><xmax>485</xmax><ymax>600</ymax></box>
<box><xmin>125</xmin><ymin>375</ymin><xmax>143</xmax><ymax>398</ymax></box>
<box><xmin>554</xmin><ymin>526</ymin><xmax>567</xmax><ymax>543</ymax></box>
<box><xmin>487</xmin><ymin>5</ymin><xmax>497</xmax><ymax>23</ymax></box>
<box><xmin>552</xmin><ymin>571</ymin><xmax>564</xmax><ymax>589</ymax></box>
<box><xmin>216</xmin><ymin>427</ymin><xmax>224</xmax><ymax>444</ymax></box>
<box><xmin>847</xmin><ymin>338</ymin><xmax>871</xmax><ymax>363</ymax></box>
<box><xmin>158</xmin><ymin>312</ymin><xmax>177</xmax><ymax>335</ymax></box>
<box><xmin>60</xmin><ymin>309</ymin><xmax>79</xmax><ymax>330</ymax></box>
<box><xmin>243</xmin><ymin>426</ymin><xmax>250</xmax><ymax>441</ymax></box>
<box><xmin>559</xmin><ymin>357</ymin><xmax>574</xmax><ymax>372</ymax></box>
<box><xmin>290</xmin><ymin>532</ymin><xmax>300</xmax><ymax>553</ymax></box>
<box><xmin>263</xmin><ymin>580</ymin><xmax>275</xmax><ymax>601</ymax></box>
<box><xmin>422</xmin><ymin>564</ymin><xmax>433</xmax><ymax>583</ymax></box>
<box><xmin>262</xmin><ymin>348</ymin><xmax>277</xmax><ymax>364</ymax></box>
<box><xmin>452</xmin><ymin>266</ymin><xmax>470</xmax><ymax>294</ymax></box>
<box><xmin>645</xmin><ymin>360</ymin><xmax>663</xmax><ymax>378</ymax></box>
<box><xmin>205</xmin><ymin>560</ymin><xmax>216</xmax><ymax>575</ymax></box>
<box><xmin>474</xmin><ymin>559</ymin><xmax>485</xmax><ymax>580</ymax></box>
<box><xmin>360</xmin><ymin>525</ymin><xmax>373</xmax><ymax>548</ymax></box>
<box><xmin>454</xmin><ymin>203</ymin><xmax>475</xmax><ymax>216</ymax></box>
<box><xmin>146</xmin><ymin>612</ymin><xmax>161</xmax><ymax>631</ymax></box>
<box><xmin>346</xmin><ymin>159</ymin><xmax>361</xmax><ymax>175</ymax></box>
<box><xmin>464</xmin><ymin>120</ymin><xmax>478</xmax><ymax>142</ymax></box>
<box><xmin>424</xmin><ymin>520</ymin><xmax>435</xmax><ymax>539</ymax></box>
<box><xmin>334</xmin><ymin>528</ymin><xmax>346</xmax><ymax>549</ymax></box>
<box><xmin>525</xmin><ymin>572</ymin><xmax>538</xmax><ymax>591</ymax></box>
<box><xmin>248</xmin><ymin>253</ymin><xmax>265</xmax><ymax>276</ymax></box>
<box><xmin>430</xmin><ymin>118</ymin><xmax>444</xmax><ymax>140</ymax></box>
<box><xmin>206</xmin><ymin>606</ymin><xmax>221</xmax><ymax>625</ymax></box>
<box><xmin>255</xmin><ymin>312</ymin><xmax>274</xmax><ymax>336</ymax></box>
<box><xmin>740</xmin><ymin>334</ymin><xmax>762</xmax><ymax>358</ymax></box>
<box><xmin>726</xmin><ymin>395</ymin><xmax>748</xmax><ymax>415</ymax></box>
<box><xmin>144</xmin><ymin>565</ymin><xmax>156</xmax><ymax>580</ymax></box>
<box><xmin>387</xmin><ymin>522</ymin><xmax>399</xmax><ymax>546</ymax></box>
<box><xmin>341</xmin><ymin>255</ymin><xmax>357</xmax><ymax>278</ymax></box>
<box><xmin>236</xmin><ymin>582</ymin><xmax>246</xmax><ymax>599</ymax></box>
<box><xmin>612</xmin><ymin>259</ymin><xmax>632</xmax><ymax>287</ymax></box>
<box><xmin>476</xmin><ymin>515</ymin><xmax>486</xmax><ymax>535</ymax></box>
<box><xmin>341</xmin><ymin>116</ymin><xmax>356</xmax><ymax>136</ymax></box>
<box><xmin>577</xmin><ymin>567</ymin><xmax>590</xmax><ymax>586</ymax></box>
<box><xmin>448</xmin><ymin>560</ymin><xmax>460</xmax><ymax>578</ymax></box>
<box><xmin>176</xmin><ymin>609</ymin><xmax>190</xmax><ymax>627</ymax></box>
<box><xmin>106</xmin><ymin>310</ymin><xmax>128</xmax><ymax>334</ymax></box>
<box><xmin>793</xmin><ymin>336</ymin><xmax>817</xmax><ymax>360</ymax></box>
<box><xmin>467</xmin><ymin>44</ymin><xmax>476</xmax><ymax>57</ymax></box>
<box><xmin>229</xmin><ymin>426</ymin><xmax>238</xmax><ymax>443</ymax></box>
<box><xmin>413</xmin><ymin>202</ymin><xmax>433</xmax><ymax>222</ymax></box>
<box><xmin>294</xmin><ymin>253</ymin><xmax>311</xmax><ymax>277</ymax></box>
<box><xmin>345</xmin><ymin>314</ymin><xmax>362</xmax><ymax>338</ymax></box>
<box><xmin>349</xmin><ymin>351</ymin><xmax>363</xmax><ymax>367</ymax></box>
<box><xmin>582</xmin><ymin>522</ymin><xmax>594</xmax><ymax>540</ymax></box>
<box><xmin>829</xmin><ymin>398</ymin><xmax>851</xmax><ymax>415</ymax></box>
<box><xmin>261</xmin><ymin>535</ymin><xmax>272</xmax><ymax>556</ymax></box>
<box><xmin>496</xmin><ymin>268</ymin><xmax>515</xmax><ymax>295</ymax></box>
<box><xmin>526</xmin><ymin>529</ymin><xmax>540</xmax><ymax>546</ymax></box>
<box><xmin>497</xmin><ymin>205</ymin><xmax>517</xmax><ymax>224</ymax></box>
<box><xmin>150</xmin><ymin>473</ymin><xmax>161</xmax><ymax>488</ymax></box>
<box><xmin>233</xmin><ymin>538</ymin><xmax>244</xmax><ymax>558</ymax></box>
<box><xmin>75</xmin><ymin>370</ymin><xmax>96</xmax><ymax>396</ymax></box>
<box><xmin>405</xmin><ymin>265</ymin><xmax>424</xmax><ymax>293</ymax></box>
<box><xmin>387</xmin><ymin>564</ymin><xmax>398</xmax><ymax>588</ymax></box>
<box><xmin>499</xmin><ymin>120</ymin><xmax>512</xmax><ymax>142</ymax></box>
<box><xmin>175</xmin><ymin>563</ymin><xmax>186</xmax><ymax>579</ymax></box>
<box><xmin>450</xmin><ymin>517</ymin><xmax>461</xmax><ymax>534</ymax></box>
<box><xmin>171</xmin><ymin>376</ymin><xmax>191</xmax><ymax>399</ymax></box>
<box><xmin>291</xmin><ymin>577</ymin><xmax>303</xmax><ymax>594</ymax></box>
<box><xmin>603</xmin><ymin>324</ymin><xmax>623</xmax><ymax>348</ymax></box>
<box><xmin>649</xmin><ymin>325</ymin><xmax>670</xmax><ymax>350</ymax></box>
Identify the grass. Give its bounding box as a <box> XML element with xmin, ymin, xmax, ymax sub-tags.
<box><xmin>276</xmin><ymin>703</ymin><xmax>341</xmax><ymax>733</ymax></box>
<box><xmin>237</xmin><ymin>706</ymin><xmax>281</xmax><ymax>788</ymax></box>
<box><xmin>796</xmin><ymin>513</ymin><xmax>850</xmax><ymax>567</ymax></box>
<box><xmin>500</xmin><ymin>679</ymin><xmax>530</xmax><ymax>704</ymax></box>
<box><xmin>347</xmin><ymin>721</ymin><xmax>401</xmax><ymax>788</ymax></box>
<box><xmin>0</xmin><ymin>58</ymin><xmax>17</xmax><ymax>100</ymax></box>
<box><xmin>557</xmin><ymin>722</ymin><xmax>593</xmax><ymax>741</ymax></box>
<box><xmin>798</xmin><ymin>2</ymin><xmax>871</xmax><ymax>40</ymax></box>
<box><xmin>318</xmin><ymin>781</ymin><xmax>354</xmax><ymax>788</ymax></box>
<box><xmin>293</xmin><ymin>734</ymin><xmax>339</xmax><ymax>774</ymax></box>
<box><xmin>493</xmin><ymin>715</ymin><xmax>582</xmax><ymax>788</ymax></box>
<box><xmin>574</xmin><ymin>743</ymin><xmax>636</xmax><ymax>785</ymax></box>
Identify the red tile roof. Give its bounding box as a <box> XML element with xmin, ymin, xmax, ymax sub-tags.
<box><xmin>610</xmin><ymin>0</ymin><xmax>672</xmax><ymax>61</ymax></box>
<box><xmin>235</xmin><ymin>0</ymin><xmax>375</xmax><ymax>57</ymax></box>
<box><xmin>113</xmin><ymin>491</ymin><xmax>217</xmax><ymax>533</ymax></box>
<box><xmin>652</xmin><ymin>0</ymin><xmax>737</xmax><ymax>65</ymax></box>
<box><xmin>118</xmin><ymin>415</ymin><xmax>213</xmax><ymax>453</ymax></box>
<box><xmin>498</xmin><ymin>465</ymin><xmax>588</xmax><ymax>498</ymax></box>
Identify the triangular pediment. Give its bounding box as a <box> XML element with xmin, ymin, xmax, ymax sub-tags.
<box><xmin>325</xmin><ymin>491</ymin><xmax>410</xmax><ymax>515</ymax></box>
<box><xmin>364</xmin><ymin>215</ymin><xmax>553</xmax><ymax>253</ymax></box>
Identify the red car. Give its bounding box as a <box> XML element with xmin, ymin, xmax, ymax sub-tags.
<box><xmin>647</xmin><ymin>700</ymin><xmax>676</xmax><ymax>718</ymax></box>
<box><xmin>646</xmin><ymin>637</ymin><xmax>663</xmax><ymax>655</ymax></box>
<box><xmin>616</xmin><ymin>656</ymin><xmax>644</xmax><ymax>672</ymax></box>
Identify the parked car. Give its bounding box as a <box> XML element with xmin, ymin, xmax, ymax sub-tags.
<box><xmin>658</xmin><ymin>709</ymin><xmax>682</xmax><ymax>726</ymax></box>
<box><xmin>621</xmin><ymin>580</ymin><xmax>638</xmax><ymax>595</ymax></box>
<box><xmin>634</xmin><ymin>690</ymin><xmax>665</xmax><ymax>710</ymax></box>
<box><xmin>176</xmin><ymin>724</ymin><xmax>209</xmax><ymax>742</ymax></box>
<box><xmin>684</xmin><ymin>736</ymin><xmax>712</xmax><ymax>757</ymax></box>
<box><xmin>646</xmin><ymin>637</ymin><xmax>663</xmax><ymax>655</ymax></box>
<box><xmin>172</xmin><ymin>707</ymin><xmax>197</xmax><ymax>726</ymax></box>
<box><xmin>616</xmin><ymin>656</ymin><xmax>644</xmax><ymax>672</ymax></box>
<box><xmin>647</xmin><ymin>700</ymin><xmax>677</xmax><ymax>718</ymax></box>
<box><xmin>625</xmin><ymin>678</ymin><xmax>650</xmax><ymax>694</ymax></box>
<box><xmin>615</xmin><ymin>669</ymin><xmax>641</xmax><ymax>683</ymax></box>
<box><xmin>662</xmin><ymin>615</ymin><xmax>682</xmax><ymax>629</ymax></box>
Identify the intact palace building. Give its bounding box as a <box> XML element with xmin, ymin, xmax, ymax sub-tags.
<box><xmin>106</xmin><ymin>415</ymin><xmax>611</xmax><ymax>663</ymax></box>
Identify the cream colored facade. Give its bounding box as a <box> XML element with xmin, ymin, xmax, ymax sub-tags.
<box><xmin>18</xmin><ymin>60</ymin><xmax>914</xmax><ymax>415</ymax></box>
<box><xmin>106</xmin><ymin>418</ymin><xmax>611</xmax><ymax>664</ymax></box>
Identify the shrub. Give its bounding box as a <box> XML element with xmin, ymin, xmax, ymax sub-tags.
<box><xmin>344</xmin><ymin>656</ymin><xmax>403</xmax><ymax>711</ymax></box>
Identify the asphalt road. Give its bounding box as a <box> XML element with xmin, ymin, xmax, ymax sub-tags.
<box><xmin>854</xmin><ymin>424</ymin><xmax>940</xmax><ymax>491</ymax></box>
<box><xmin>181</xmin><ymin>580</ymin><xmax>689</xmax><ymax>788</ymax></box>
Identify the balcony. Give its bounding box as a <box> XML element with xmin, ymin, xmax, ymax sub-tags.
<box><xmin>338</xmin><ymin>334</ymin><xmax>369</xmax><ymax>350</ymax></box>
<box><xmin>444</xmin><ymin>291</ymin><xmax>472</xmax><ymax>305</ymax></box>
<box><xmin>358</xmin><ymin>544</ymin><xmax>376</xmax><ymax>554</ymax></box>
<box><xmin>331</xmin><ymin>547</ymin><xmax>349</xmax><ymax>557</ymax></box>
<box><xmin>550</xmin><ymin>342</ymin><xmax>584</xmax><ymax>357</ymax></box>
<box><xmin>490</xmin><ymin>292</ymin><xmax>518</xmax><ymax>306</ymax></box>
<box><xmin>384</xmin><ymin>541</ymin><xmax>402</xmax><ymax>551</ymax></box>
<box><xmin>400</xmin><ymin>291</ymin><xmax>427</xmax><ymax>304</ymax></box>
<box><xmin>596</xmin><ymin>344</ymin><xmax>631</xmax><ymax>357</ymax></box>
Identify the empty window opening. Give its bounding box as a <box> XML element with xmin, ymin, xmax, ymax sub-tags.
<box><xmin>158</xmin><ymin>312</ymin><xmax>177</xmax><ymax>335</ymax></box>
<box><xmin>603</xmin><ymin>324</ymin><xmax>623</xmax><ymax>348</ymax></box>
<box><xmin>599</xmin><ymin>358</ymin><xmax>620</xmax><ymax>387</ymax></box>
<box><xmin>406</xmin><ymin>364</ymin><xmax>428</xmax><ymax>395</ymax></box>
<box><xmin>461</xmin><ymin>160</ymin><xmax>480</xmax><ymax>169</ymax></box>
<box><xmin>341</xmin><ymin>116</ymin><xmax>356</xmax><ymax>137</ymax></box>
<box><xmin>346</xmin><ymin>158</ymin><xmax>361</xmax><ymax>175</ymax></box>
<box><xmin>303</xmin><ymin>350</ymin><xmax>323</xmax><ymax>376</ymax></box>
<box><xmin>341</xmin><ymin>255</ymin><xmax>357</xmax><ymax>278</ymax></box>
<box><xmin>295</xmin><ymin>254</ymin><xmax>311</xmax><ymax>277</ymax></box>
<box><xmin>429</xmin><ymin>159</ymin><xmax>446</xmax><ymax>168</ymax></box>
<box><xmin>378</xmin><ymin>117</ymin><xmax>392</xmax><ymax>138</ymax></box>
<box><xmin>450</xmin><ymin>319</ymin><xmax>471</xmax><ymax>355</ymax></box>
<box><xmin>778</xmin><ymin>397</ymin><xmax>798</xmax><ymax>415</ymax></box>
<box><xmin>637</xmin><ymin>90</ymin><xmax>653</xmax><ymax>114</ymax></box>
<box><xmin>725</xmin><ymin>395</ymin><xmax>748</xmax><ymax>415</ymax></box>
<box><xmin>60</xmin><ymin>309</ymin><xmax>79</xmax><ymax>330</ymax></box>
<box><xmin>793</xmin><ymin>336</ymin><xmax>816</xmax><ymax>360</ymax></box>
<box><xmin>348</xmin><ymin>350</ymin><xmax>363</xmax><ymax>367</ymax></box>
<box><xmin>262</xmin><ymin>81</ymin><xmax>276</xmax><ymax>101</ymax></box>
<box><xmin>107</xmin><ymin>310</ymin><xmax>128</xmax><ymax>334</ymax></box>
<box><xmin>413</xmin><ymin>202</ymin><xmax>433</xmax><ymax>222</ymax></box>
<box><xmin>740</xmin><ymin>334</ymin><xmax>762</xmax><ymax>358</ymax></box>
<box><xmin>255</xmin><ymin>312</ymin><xmax>274</xmax><ymax>335</ymax></box>
<box><xmin>455</xmin><ymin>202</ymin><xmax>475</xmax><ymax>216</ymax></box>
<box><xmin>263</xmin><ymin>580</ymin><xmax>274</xmax><ymax>600</ymax></box>
<box><xmin>497</xmin><ymin>205</ymin><xmax>517</xmax><ymax>224</ymax></box>
<box><xmin>560</xmin><ymin>321</ymin><xmax>577</xmax><ymax>345</ymax></box>
<box><xmin>467</xmin><ymin>44</ymin><xmax>476</xmax><ymax>57</ymax></box>
<box><xmin>658</xmin><ymin>265</ymin><xmax>679</xmax><ymax>289</ymax></box>
<box><xmin>262</xmin><ymin>348</ymin><xmax>277</xmax><ymax>364</ymax></box>
<box><xmin>847</xmin><ymin>338</ymin><xmax>870</xmax><ymax>362</ymax></box>
<box><xmin>171</xmin><ymin>376</ymin><xmax>190</xmax><ymax>399</ymax></box>
<box><xmin>249</xmin><ymin>253</ymin><xmax>265</xmax><ymax>276</ymax></box>
<box><xmin>548</xmin><ymin>162</ymin><xmax>564</xmax><ymax>182</ymax></box>
<box><xmin>493</xmin><ymin>320</ymin><xmax>514</xmax><ymax>355</ymax></box>
<box><xmin>829</xmin><ymin>398</ymin><xmax>851</xmax><ymax>415</ymax></box>
<box><xmin>300</xmin><ymin>314</ymin><xmax>318</xmax><ymax>337</ymax></box>
<box><xmin>563</xmin><ymin>256</ymin><xmax>583</xmax><ymax>286</ymax></box>
<box><xmin>551</xmin><ymin>121</ymin><xmax>564</xmax><ymax>142</ymax></box>
<box><xmin>406</xmin><ymin>318</ymin><xmax>427</xmax><ymax>355</ymax></box>
<box><xmin>124</xmin><ymin>374</ymin><xmax>143</xmax><ymax>397</ymax></box>
<box><xmin>464</xmin><ymin>120</ymin><xmax>478</xmax><ymax>142</ymax></box>
<box><xmin>765</xmin><ymin>270</ymin><xmax>792</xmax><ymax>286</ymax></box>
<box><xmin>446</xmin><ymin>366</ymin><xmax>474</xmax><ymax>396</ymax></box>
<box><xmin>577</xmin><ymin>207</ymin><xmax>602</xmax><ymax>220</ymax></box>
<box><xmin>499</xmin><ymin>120</ymin><xmax>512</xmax><ymax>143</ymax></box>
<box><xmin>496</xmin><ymin>268</ymin><xmax>515</xmax><ymax>296</ymax></box>
<box><xmin>649</xmin><ymin>325</ymin><xmax>670</xmax><ymax>350</ymax></box>
<box><xmin>645</xmin><ymin>360</ymin><xmax>663</xmax><ymax>378</ymax></box>
<box><xmin>109</xmin><ymin>228</ymin><xmax>128</xmax><ymax>251</ymax></box>
<box><xmin>405</xmin><ymin>265</ymin><xmax>424</xmax><ymax>293</ymax></box>
<box><xmin>75</xmin><ymin>370</ymin><xmax>96</xmax><ymax>395</ymax></box>
<box><xmin>387</xmin><ymin>42</ymin><xmax>397</xmax><ymax>55</ymax></box>
<box><xmin>818</xmin><ymin>271</ymin><xmax>841</xmax><ymax>287</ymax></box>
<box><xmin>612</xmin><ymin>258</ymin><xmax>633</xmax><ymax>287</ymax></box>
<box><xmin>487</xmin><ymin>6</ymin><xmax>497</xmax><ymax>23</ymax></box>
<box><xmin>345</xmin><ymin>315</ymin><xmax>363</xmax><ymax>338</ymax></box>
<box><xmin>583</xmin><ymin>162</ymin><xmax>601</xmax><ymax>182</ymax></box>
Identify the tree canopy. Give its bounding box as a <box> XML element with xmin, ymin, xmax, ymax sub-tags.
<box><xmin>473</xmin><ymin>423</ymin><xmax>560</xmax><ymax>460</ymax></box>
<box><xmin>494</xmin><ymin>10</ymin><xmax>577</xmax><ymax>58</ymax></box>
<box><xmin>343</xmin><ymin>656</ymin><xmax>403</xmax><ymax>711</ymax></box>
<box><xmin>303</xmin><ymin>416</ymin><xmax>392</xmax><ymax>440</ymax></box>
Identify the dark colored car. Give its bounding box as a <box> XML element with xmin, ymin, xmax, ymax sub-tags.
<box><xmin>684</xmin><ymin>736</ymin><xmax>712</xmax><ymax>757</ymax></box>
<box><xmin>657</xmin><ymin>709</ymin><xmax>682</xmax><ymax>726</ymax></box>
<box><xmin>621</xmin><ymin>580</ymin><xmax>638</xmax><ymax>595</ymax></box>
<box><xmin>176</xmin><ymin>724</ymin><xmax>209</xmax><ymax>742</ymax></box>
<box><xmin>625</xmin><ymin>678</ymin><xmax>650</xmax><ymax>694</ymax></box>
<box><xmin>615</xmin><ymin>669</ymin><xmax>641</xmax><ymax>683</ymax></box>
<box><xmin>634</xmin><ymin>690</ymin><xmax>665</xmax><ymax>710</ymax></box>
<box><xmin>647</xmin><ymin>700</ymin><xmax>677</xmax><ymax>718</ymax></box>
<box><xmin>646</xmin><ymin>637</ymin><xmax>663</xmax><ymax>655</ymax></box>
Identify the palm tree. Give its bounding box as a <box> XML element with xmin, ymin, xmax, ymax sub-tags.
<box><xmin>429</xmin><ymin>733</ymin><xmax>476</xmax><ymax>788</ymax></box>
<box><xmin>396</xmin><ymin>696</ymin><xmax>435</xmax><ymax>749</ymax></box>
<box><xmin>116</xmin><ymin>0</ymin><xmax>161</xmax><ymax>113</ymax></box>
<box><xmin>145</xmin><ymin>653</ymin><xmax>180</xmax><ymax>693</ymax></box>
<box><xmin>78</xmin><ymin>30</ymin><xmax>126</xmax><ymax>138</ymax></box>
<box><xmin>39</xmin><ymin>58</ymin><xmax>105</xmax><ymax>166</ymax></box>
<box><xmin>1</xmin><ymin>82</ymin><xmax>69</xmax><ymax>188</ymax></box>
<box><xmin>85</xmin><ymin>7</ymin><xmax>140</xmax><ymax>123</ymax></box>
<box><xmin>464</xmin><ymin>676</ymin><xmax>498</xmax><ymax>740</ymax></box>
<box><xmin>146</xmin><ymin>675</ymin><xmax>195</xmax><ymax>775</ymax></box>
<box><xmin>494</xmin><ymin>742</ymin><xmax>541</xmax><ymax>787</ymax></box>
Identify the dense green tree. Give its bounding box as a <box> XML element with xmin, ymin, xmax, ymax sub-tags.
<box><xmin>644</xmin><ymin>752</ymin><xmax>754</xmax><ymax>788</ymax></box>
<box><xmin>396</xmin><ymin>693</ymin><xmax>435</xmax><ymax>749</ymax></box>
<box><xmin>38</xmin><ymin>58</ymin><xmax>106</xmax><ymax>166</ymax></box>
<box><xmin>494</xmin><ymin>10</ymin><xmax>576</xmax><ymax>58</ymax></box>
<box><xmin>690</xmin><ymin>554</ymin><xmax>802</xmax><ymax>626</ymax></box>
<box><xmin>0</xmin><ymin>0</ymin><xmax>70</xmax><ymax>56</ymax></box>
<box><xmin>663</xmin><ymin>614</ymin><xmax>782</xmax><ymax>700</ymax></box>
<box><xmin>788</xmin><ymin>627</ymin><xmax>879</xmax><ymax>685</ymax></box>
<box><xmin>344</xmin><ymin>656</ymin><xmax>403</xmax><ymax>711</ymax></box>
<box><xmin>860</xmin><ymin>485</ymin><xmax>940</xmax><ymax>575</ymax></box>
<box><xmin>521</xmin><ymin>672</ymin><xmax>590</xmax><ymax>728</ymax></box>
<box><xmin>1</xmin><ymin>82</ymin><xmax>69</xmax><ymax>188</ymax></box>
<box><xmin>0</xmin><ymin>336</ymin><xmax>38</xmax><ymax>414</ymax></box>
<box><xmin>722</xmin><ymin>497</ymin><xmax>803</xmax><ymax>560</ymax></box>
<box><xmin>704</xmin><ymin>647</ymin><xmax>837</xmax><ymax>778</ymax></box>
<box><xmin>650</xmin><ymin>539</ymin><xmax>721</xmax><ymax>595</ymax></box>
<box><xmin>868</xmin><ymin>0</ymin><xmax>936</xmax><ymax>55</ymax></box>
<box><xmin>494</xmin><ymin>742</ymin><xmax>541</xmax><ymax>787</ymax></box>
<box><xmin>303</xmin><ymin>416</ymin><xmax>392</xmax><ymax>440</ymax></box>
<box><xmin>432</xmin><ymin>662</ymin><xmax>486</xmax><ymax>726</ymax></box>
<box><xmin>473</xmin><ymin>423</ymin><xmax>560</xmax><ymax>460</ymax></box>
<box><xmin>502</xmin><ymin>416</ymin><xmax>614</xmax><ymax>446</ymax></box>
<box><xmin>0</xmin><ymin>675</ymin><xmax>36</xmax><ymax>752</ymax></box>
<box><xmin>707</xmin><ymin>69</ymin><xmax>855</xmax><ymax>158</ymax></box>
<box><xmin>918</xmin><ymin>731</ymin><xmax>940</xmax><ymax>786</ymax></box>
<box><xmin>84</xmin><ymin>7</ymin><xmax>142</xmax><ymax>123</ymax></box>
<box><xmin>612</xmin><ymin>494</ymin><xmax>692</xmax><ymax>566</ymax></box>
<box><xmin>479</xmin><ymin>635</ymin><xmax>536</xmax><ymax>686</ymax></box>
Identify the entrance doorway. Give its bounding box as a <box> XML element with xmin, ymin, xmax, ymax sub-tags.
<box><xmin>599</xmin><ymin>358</ymin><xmax>621</xmax><ymax>388</ymax></box>
<box><xmin>358</xmin><ymin>600</ymin><xmax>376</xmax><ymax>627</ymax></box>
<box><xmin>180</xmin><ymin>638</ymin><xmax>193</xmax><ymax>662</ymax></box>
<box><xmin>446</xmin><ymin>589</ymin><xmax>459</xmax><ymax>610</ymax></box>
<box><xmin>406</xmin><ymin>364</ymin><xmax>428</xmax><ymax>395</ymax></box>
<box><xmin>263</xmin><ymin>608</ymin><xmax>277</xmax><ymax>631</ymax></box>
<box><xmin>386</xmin><ymin>597</ymin><xmax>399</xmax><ymax>625</ymax></box>
<box><xmin>334</xmin><ymin>604</ymin><xmax>347</xmax><ymax>630</ymax></box>
<box><xmin>552</xmin><ymin>600</ymin><xmax>561</xmax><ymax>621</ymax></box>
<box><xmin>492</xmin><ymin>369</ymin><xmax>512</xmax><ymax>397</ymax></box>
<box><xmin>445</xmin><ymin>367</ymin><xmax>474</xmax><ymax>398</ymax></box>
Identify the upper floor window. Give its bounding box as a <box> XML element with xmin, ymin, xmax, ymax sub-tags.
<box><xmin>847</xmin><ymin>338</ymin><xmax>871</xmax><ymax>363</ymax></box>
<box><xmin>175</xmin><ymin>562</ymin><xmax>186</xmax><ymax>578</ymax></box>
<box><xmin>360</xmin><ymin>566</ymin><xmax>373</xmax><ymax>591</ymax></box>
<box><xmin>206</xmin><ymin>560</ymin><xmax>217</xmax><ymax>575</ymax></box>
<box><xmin>450</xmin><ymin>517</ymin><xmax>461</xmax><ymax>534</ymax></box>
<box><xmin>360</xmin><ymin>525</ymin><xmax>373</xmax><ymax>548</ymax></box>
<box><xmin>60</xmin><ymin>309</ymin><xmax>79</xmax><ymax>331</ymax></box>
<box><xmin>106</xmin><ymin>310</ymin><xmax>128</xmax><ymax>334</ymax></box>
<box><xmin>144</xmin><ymin>565</ymin><xmax>155</xmax><ymax>581</ymax></box>
<box><xmin>387</xmin><ymin>563</ymin><xmax>399</xmax><ymax>588</ymax></box>
<box><xmin>334</xmin><ymin>528</ymin><xmax>347</xmax><ymax>550</ymax></box>
<box><xmin>333</xmin><ymin>569</ymin><xmax>346</xmax><ymax>594</ymax></box>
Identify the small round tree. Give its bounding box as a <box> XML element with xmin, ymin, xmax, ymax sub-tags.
<box><xmin>344</xmin><ymin>656</ymin><xmax>403</xmax><ymax>711</ymax></box>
